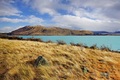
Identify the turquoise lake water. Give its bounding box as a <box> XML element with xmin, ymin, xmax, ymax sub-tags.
<box><xmin>19</xmin><ymin>36</ymin><xmax>120</xmax><ymax>51</ymax></box>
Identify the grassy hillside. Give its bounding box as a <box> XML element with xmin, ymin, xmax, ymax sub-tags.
<box><xmin>10</xmin><ymin>25</ymin><xmax>93</xmax><ymax>35</ymax></box>
<box><xmin>0</xmin><ymin>39</ymin><xmax>120</xmax><ymax>80</ymax></box>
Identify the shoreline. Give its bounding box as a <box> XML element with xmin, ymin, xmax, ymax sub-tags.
<box><xmin>0</xmin><ymin>35</ymin><xmax>120</xmax><ymax>53</ymax></box>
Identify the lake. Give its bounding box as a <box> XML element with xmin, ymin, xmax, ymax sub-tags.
<box><xmin>19</xmin><ymin>36</ymin><xmax>120</xmax><ymax>51</ymax></box>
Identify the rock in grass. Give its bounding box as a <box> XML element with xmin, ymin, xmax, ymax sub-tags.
<box><xmin>34</xmin><ymin>56</ymin><xmax>48</xmax><ymax>67</ymax></box>
<box><xmin>101</xmin><ymin>72</ymin><xmax>109</xmax><ymax>79</ymax></box>
<box><xmin>81</xmin><ymin>66</ymin><xmax>89</xmax><ymax>74</ymax></box>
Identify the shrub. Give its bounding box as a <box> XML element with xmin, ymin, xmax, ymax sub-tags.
<box><xmin>70</xmin><ymin>42</ymin><xmax>89</xmax><ymax>48</ymax></box>
<box><xmin>0</xmin><ymin>36</ymin><xmax>23</xmax><ymax>40</ymax></box>
<box><xmin>76</xmin><ymin>43</ymin><xmax>84</xmax><ymax>47</ymax></box>
<box><xmin>45</xmin><ymin>40</ymin><xmax>53</xmax><ymax>43</ymax></box>
<box><xmin>26</xmin><ymin>38</ymin><xmax>43</xmax><ymax>42</ymax></box>
<box><xmin>90</xmin><ymin>44</ymin><xmax>98</xmax><ymax>49</ymax></box>
<box><xmin>57</xmin><ymin>40</ymin><xmax>66</xmax><ymax>45</ymax></box>
<box><xmin>70</xmin><ymin>42</ymin><xmax>76</xmax><ymax>46</ymax></box>
<box><xmin>100</xmin><ymin>45</ymin><xmax>111</xmax><ymax>51</ymax></box>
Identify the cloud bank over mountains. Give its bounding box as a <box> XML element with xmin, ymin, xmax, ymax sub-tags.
<box><xmin>0</xmin><ymin>0</ymin><xmax>120</xmax><ymax>32</ymax></box>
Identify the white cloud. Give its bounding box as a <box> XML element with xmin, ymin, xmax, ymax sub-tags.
<box><xmin>0</xmin><ymin>26</ymin><xmax>12</xmax><ymax>33</ymax></box>
<box><xmin>52</xmin><ymin>15</ymin><xmax>120</xmax><ymax>31</ymax></box>
<box><xmin>24</xmin><ymin>15</ymin><xmax>44</xmax><ymax>24</ymax></box>
<box><xmin>0</xmin><ymin>15</ymin><xmax>44</xmax><ymax>24</ymax></box>
<box><xmin>0</xmin><ymin>0</ymin><xmax>21</xmax><ymax>16</ymax></box>
<box><xmin>22</xmin><ymin>0</ymin><xmax>57</xmax><ymax>15</ymax></box>
<box><xmin>22</xmin><ymin>0</ymin><xmax>67</xmax><ymax>16</ymax></box>
<box><xmin>69</xmin><ymin>0</ymin><xmax>120</xmax><ymax>20</ymax></box>
<box><xmin>0</xmin><ymin>26</ymin><xmax>22</xmax><ymax>33</ymax></box>
<box><xmin>22</xmin><ymin>0</ymin><xmax>120</xmax><ymax>20</ymax></box>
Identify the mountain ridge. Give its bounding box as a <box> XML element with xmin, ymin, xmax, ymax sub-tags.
<box><xmin>10</xmin><ymin>25</ymin><xmax>93</xmax><ymax>35</ymax></box>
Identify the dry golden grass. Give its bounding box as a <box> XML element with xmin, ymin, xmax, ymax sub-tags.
<box><xmin>0</xmin><ymin>38</ymin><xmax>120</xmax><ymax>80</ymax></box>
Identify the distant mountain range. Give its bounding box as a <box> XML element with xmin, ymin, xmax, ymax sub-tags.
<box><xmin>9</xmin><ymin>25</ymin><xmax>93</xmax><ymax>35</ymax></box>
<box><xmin>93</xmin><ymin>31</ymin><xmax>120</xmax><ymax>35</ymax></box>
<box><xmin>93</xmin><ymin>31</ymin><xmax>109</xmax><ymax>35</ymax></box>
<box><xmin>114</xmin><ymin>31</ymin><xmax>120</xmax><ymax>33</ymax></box>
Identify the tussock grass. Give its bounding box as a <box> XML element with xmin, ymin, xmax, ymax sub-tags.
<box><xmin>0</xmin><ymin>38</ymin><xmax>120</xmax><ymax>80</ymax></box>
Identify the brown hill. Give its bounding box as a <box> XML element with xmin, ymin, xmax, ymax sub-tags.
<box><xmin>10</xmin><ymin>25</ymin><xmax>93</xmax><ymax>35</ymax></box>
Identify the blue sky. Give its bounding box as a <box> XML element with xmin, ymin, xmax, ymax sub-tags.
<box><xmin>0</xmin><ymin>0</ymin><xmax>120</xmax><ymax>32</ymax></box>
